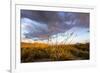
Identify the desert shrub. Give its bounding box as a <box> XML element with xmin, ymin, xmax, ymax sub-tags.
<box><xmin>69</xmin><ymin>47</ymin><xmax>89</xmax><ymax>59</ymax></box>
<box><xmin>21</xmin><ymin>43</ymin><xmax>90</xmax><ymax>62</ymax></box>
<box><xmin>74</xmin><ymin>43</ymin><xmax>89</xmax><ymax>51</ymax></box>
<box><xmin>21</xmin><ymin>48</ymin><xmax>31</xmax><ymax>62</ymax></box>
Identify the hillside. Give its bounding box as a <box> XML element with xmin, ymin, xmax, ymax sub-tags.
<box><xmin>21</xmin><ymin>42</ymin><xmax>89</xmax><ymax>63</ymax></box>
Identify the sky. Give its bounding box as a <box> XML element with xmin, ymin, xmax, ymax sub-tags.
<box><xmin>21</xmin><ymin>10</ymin><xmax>90</xmax><ymax>44</ymax></box>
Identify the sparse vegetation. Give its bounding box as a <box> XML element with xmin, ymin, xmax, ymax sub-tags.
<box><xmin>21</xmin><ymin>42</ymin><xmax>89</xmax><ymax>63</ymax></box>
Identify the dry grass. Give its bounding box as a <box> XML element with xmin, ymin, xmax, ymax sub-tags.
<box><xmin>21</xmin><ymin>42</ymin><xmax>89</xmax><ymax>63</ymax></box>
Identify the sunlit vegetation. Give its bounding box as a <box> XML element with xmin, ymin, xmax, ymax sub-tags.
<box><xmin>21</xmin><ymin>42</ymin><xmax>89</xmax><ymax>63</ymax></box>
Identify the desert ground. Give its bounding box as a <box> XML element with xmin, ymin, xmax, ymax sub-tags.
<box><xmin>21</xmin><ymin>42</ymin><xmax>89</xmax><ymax>63</ymax></box>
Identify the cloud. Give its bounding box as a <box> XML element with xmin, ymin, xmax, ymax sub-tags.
<box><xmin>21</xmin><ymin>18</ymin><xmax>48</xmax><ymax>39</ymax></box>
<box><xmin>21</xmin><ymin>10</ymin><xmax>89</xmax><ymax>41</ymax></box>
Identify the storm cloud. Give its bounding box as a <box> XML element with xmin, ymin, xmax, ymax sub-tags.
<box><xmin>21</xmin><ymin>10</ymin><xmax>89</xmax><ymax>40</ymax></box>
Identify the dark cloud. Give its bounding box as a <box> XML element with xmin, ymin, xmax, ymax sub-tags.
<box><xmin>21</xmin><ymin>10</ymin><xmax>89</xmax><ymax>40</ymax></box>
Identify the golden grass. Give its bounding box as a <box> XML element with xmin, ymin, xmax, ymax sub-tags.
<box><xmin>21</xmin><ymin>42</ymin><xmax>89</xmax><ymax>63</ymax></box>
